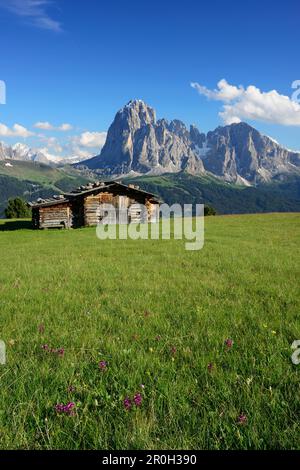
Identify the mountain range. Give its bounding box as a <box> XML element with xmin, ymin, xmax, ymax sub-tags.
<box><xmin>81</xmin><ymin>99</ymin><xmax>300</xmax><ymax>186</ymax></box>
<box><xmin>0</xmin><ymin>99</ymin><xmax>300</xmax><ymax>217</ymax></box>
<box><xmin>0</xmin><ymin>142</ymin><xmax>50</xmax><ymax>164</ymax></box>
<box><xmin>0</xmin><ymin>142</ymin><xmax>87</xmax><ymax>166</ymax></box>
<box><xmin>2</xmin><ymin>99</ymin><xmax>300</xmax><ymax>186</ymax></box>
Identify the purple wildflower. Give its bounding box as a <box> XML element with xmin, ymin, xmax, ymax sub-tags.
<box><xmin>55</xmin><ymin>403</ymin><xmax>64</xmax><ymax>413</ymax></box>
<box><xmin>208</xmin><ymin>362</ymin><xmax>214</xmax><ymax>372</ymax></box>
<box><xmin>171</xmin><ymin>346</ymin><xmax>177</xmax><ymax>356</ymax></box>
<box><xmin>224</xmin><ymin>338</ymin><xmax>234</xmax><ymax>349</ymax></box>
<box><xmin>55</xmin><ymin>402</ymin><xmax>75</xmax><ymax>416</ymax></box>
<box><xmin>123</xmin><ymin>397</ymin><xmax>132</xmax><ymax>411</ymax></box>
<box><xmin>237</xmin><ymin>413</ymin><xmax>247</xmax><ymax>425</ymax></box>
<box><xmin>41</xmin><ymin>345</ymin><xmax>65</xmax><ymax>356</ymax></box>
<box><xmin>64</xmin><ymin>402</ymin><xmax>75</xmax><ymax>415</ymax></box>
<box><xmin>99</xmin><ymin>360</ymin><xmax>107</xmax><ymax>371</ymax></box>
<box><xmin>133</xmin><ymin>393</ymin><xmax>142</xmax><ymax>407</ymax></box>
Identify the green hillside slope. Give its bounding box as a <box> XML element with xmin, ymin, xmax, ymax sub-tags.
<box><xmin>124</xmin><ymin>173</ymin><xmax>300</xmax><ymax>214</ymax></box>
<box><xmin>0</xmin><ymin>161</ymin><xmax>92</xmax><ymax>216</ymax></box>
<box><xmin>0</xmin><ymin>161</ymin><xmax>299</xmax><ymax>217</ymax></box>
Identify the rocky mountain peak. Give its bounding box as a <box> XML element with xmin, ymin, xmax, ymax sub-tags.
<box><xmin>81</xmin><ymin>100</ymin><xmax>300</xmax><ymax>184</ymax></box>
<box><xmin>120</xmin><ymin>99</ymin><xmax>156</xmax><ymax>127</ymax></box>
<box><xmin>83</xmin><ymin>99</ymin><xmax>205</xmax><ymax>175</ymax></box>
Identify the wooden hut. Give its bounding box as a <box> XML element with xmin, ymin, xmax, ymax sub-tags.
<box><xmin>29</xmin><ymin>181</ymin><xmax>159</xmax><ymax>229</ymax></box>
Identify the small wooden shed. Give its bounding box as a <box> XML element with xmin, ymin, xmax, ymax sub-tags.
<box><xmin>29</xmin><ymin>181</ymin><xmax>159</xmax><ymax>229</ymax></box>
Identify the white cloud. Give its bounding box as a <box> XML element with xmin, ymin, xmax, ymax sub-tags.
<box><xmin>191</xmin><ymin>79</ymin><xmax>300</xmax><ymax>126</ymax></box>
<box><xmin>37</xmin><ymin>147</ymin><xmax>62</xmax><ymax>162</ymax></box>
<box><xmin>0</xmin><ymin>0</ymin><xmax>63</xmax><ymax>32</ymax></box>
<box><xmin>34</xmin><ymin>121</ymin><xmax>53</xmax><ymax>130</ymax></box>
<box><xmin>191</xmin><ymin>79</ymin><xmax>244</xmax><ymax>102</ymax></box>
<box><xmin>34</xmin><ymin>121</ymin><xmax>73</xmax><ymax>131</ymax></box>
<box><xmin>59</xmin><ymin>123</ymin><xmax>72</xmax><ymax>131</ymax></box>
<box><xmin>1</xmin><ymin>123</ymin><xmax>107</xmax><ymax>161</ymax></box>
<box><xmin>38</xmin><ymin>135</ymin><xmax>63</xmax><ymax>153</ymax></box>
<box><xmin>33</xmin><ymin>130</ymin><xmax>107</xmax><ymax>161</ymax></box>
<box><xmin>57</xmin><ymin>131</ymin><xmax>107</xmax><ymax>160</ymax></box>
<box><xmin>67</xmin><ymin>146</ymin><xmax>93</xmax><ymax>159</ymax></box>
<box><xmin>0</xmin><ymin>123</ymin><xmax>34</xmax><ymax>138</ymax></box>
<box><xmin>78</xmin><ymin>131</ymin><xmax>107</xmax><ymax>148</ymax></box>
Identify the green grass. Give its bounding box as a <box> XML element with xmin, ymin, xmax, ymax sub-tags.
<box><xmin>0</xmin><ymin>213</ymin><xmax>299</xmax><ymax>449</ymax></box>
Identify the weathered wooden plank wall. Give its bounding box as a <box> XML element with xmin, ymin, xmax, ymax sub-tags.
<box><xmin>84</xmin><ymin>193</ymin><xmax>119</xmax><ymax>226</ymax></box>
<box><xmin>39</xmin><ymin>204</ymin><xmax>72</xmax><ymax>229</ymax></box>
<box><xmin>83</xmin><ymin>193</ymin><xmax>157</xmax><ymax>226</ymax></box>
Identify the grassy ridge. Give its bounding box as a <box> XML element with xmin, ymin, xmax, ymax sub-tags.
<box><xmin>0</xmin><ymin>214</ymin><xmax>299</xmax><ymax>449</ymax></box>
<box><xmin>124</xmin><ymin>173</ymin><xmax>300</xmax><ymax>214</ymax></box>
<box><xmin>1</xmin><ymin>162</ymin><xmax>300</xmax><ymax>216</ymax></box>
<box><xmin>0</xmin><ymin>160</ymin><xmax>63</xmax><ymax>183</ymax></box>
<box><xmin>0</xmin><ymin>161</ymin><xmax>91</xmax><ymax>216</ymax></box>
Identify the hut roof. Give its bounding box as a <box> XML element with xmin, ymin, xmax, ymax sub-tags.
<box><xmin>28</xmin><ymin>195</ymin><xmax>69</xmax><ymax>208</ymax></box>
<box><xmin>63</xmin><ymin>181</ymin><xmax>114</xmax><ymax>197</ymax></box>
<box><xmin>64</xmin><ymin>181</ymin><xmax>158</xmax><ymax>200</ymax></box>
<box><xmin>29</xmin><ymin>180</ymin><xmax>159</xmax><ymax>208</ymax></box>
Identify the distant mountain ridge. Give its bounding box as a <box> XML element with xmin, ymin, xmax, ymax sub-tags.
<box><xmin>0</xmin><ymin>142</ymin><xmax>50</xmax><ymax>164</ymax></box>
<box><xmin>81</xmin><ymin>99</ymin><xmax>300</xmax><ymax>185</ymax></box>
<box><xmin>0</xmin><ymin>142</ymin><xmax>87</xmax><ymax>166</ymax></box>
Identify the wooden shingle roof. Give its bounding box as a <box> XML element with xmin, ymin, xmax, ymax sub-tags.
<box><xmin>29</xmin><ymin>180</ymin><xmax>159</xmax><ymax>208</ymax></box>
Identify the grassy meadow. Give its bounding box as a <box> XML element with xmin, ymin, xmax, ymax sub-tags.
<box><xmin>0</xmin><ymin>213</ymin><xmax>299</xmax><ymax>449</ymax></box>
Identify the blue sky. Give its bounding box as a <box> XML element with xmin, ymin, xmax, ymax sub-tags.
<box><xmin>0</xmin><ymin>0</ymin><xmax>299</xmax><ymax>159</ymax></box>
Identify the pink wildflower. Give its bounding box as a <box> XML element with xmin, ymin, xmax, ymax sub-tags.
<box><xmin>133</xmin><ymin>393</ymin><xmax>142</xmax><ymax>407</ymax></box>
<box><xmin>224</xmin><ymin>338</ymin><xmax>234</xmax><ymax>349</ymax></box>
<box><xmin>99</xmin><ymin>360</ymin><xmax>107</xmax><ymax>371</ymax></box>
<box><xmin>55</xmin><ymin>402</ymin><xmax>75</xmax><ymax>416</ymax></box>
<box><xmin>237</xmin><ymin>413</ymin><xmax>247</xmax><ymax>425</ymax></box>
<box><xmin>123</xmin><ymin>397</ymin><xmax>132</xmax><ymax>411</ymax></box>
